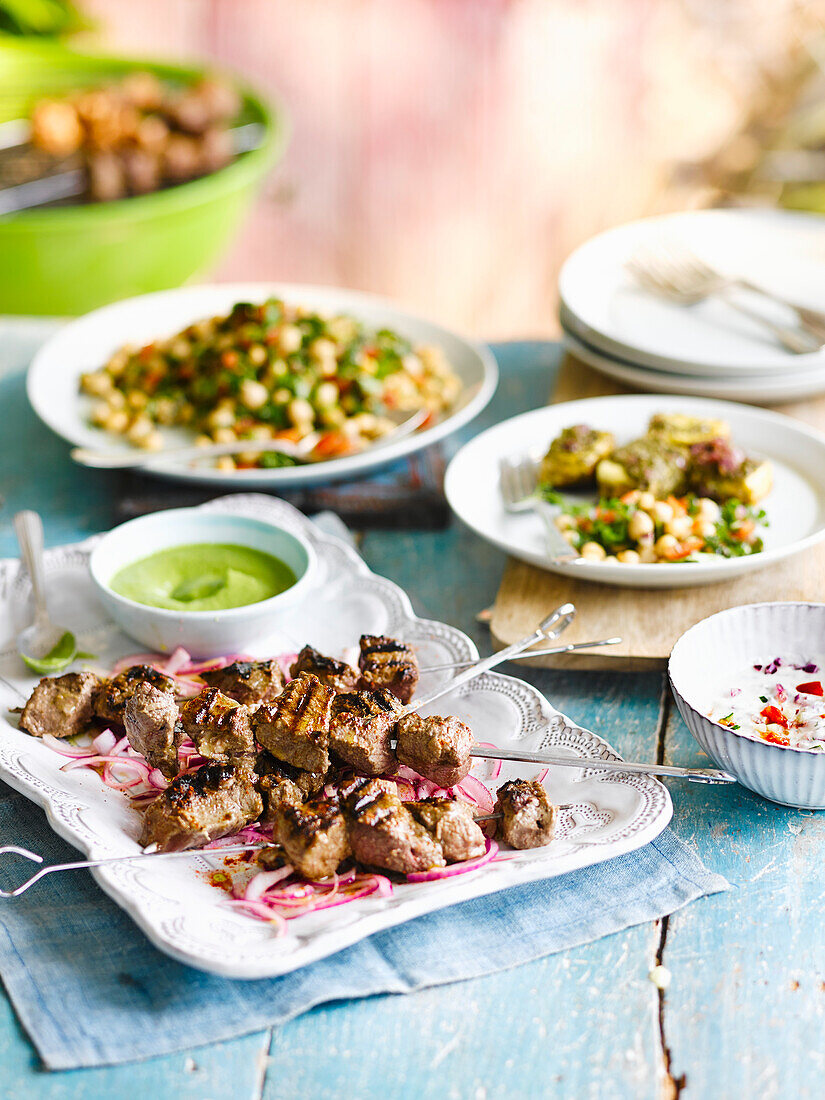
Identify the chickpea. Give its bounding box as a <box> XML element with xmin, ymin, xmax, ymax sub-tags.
<box><xmin>693</xmin><ymin>518</ymin><xmax>717</xmax><ymax>540</ymax></box>
<box><xmin>81</xmin><ymin>371</ymin><xmax>114</xmax><ymax>396</ymax></box>
<box><xmin>107</xmin><ymin>390</ymin><xmax>126</xmax><ymax>409</ymax></box>
<box><xmin>169</xmin><ymin>339</ymin><xmax>191</xmax><ymax>359</ymax></box>
<box><xmin>639</xmin><ymin>545</ymin><xmax>658</xmax><ymax>563</ymax></box>
<box><xmin>248</xmin><ymin>344</ymin><xmax>267</xmax><ymax>366</ymax></box>
<box><xmin>105</xmin><ymin>410</ymin><xmax>130</xmax><ymax>433</ymax></box>
<box><xmin>240</xmin><ymin>379</ymin><xmax>269</xmax><ymax>410</ymax></box>
<box><xmin>637</xmin><ymin>491</ymin><xmax>655</xmax><ymax>511</ymax></box>
<box><xmin>650</xmin><ymin>500</ymin><xmax>674</xmax><ymax>525</ymax></box>
<box><xmin>213</xmin><ymin>427</ymin><xmax>237</xmax><ymax>444</ymax></box>
<box><xmin>207</xmin><ymin>402</ymin><xmax>236</xmax><ymax>429</ymax></box>
<box><xmin>654</xmin><ymin>533</ymin><xmax>681</xmax><ymax>558</ymax></box>
<box><xmin>127</xmin><ymin>391</ymin><xmax>147</xmax><ymax>410</ymax></box>
<box><xmin>695</xmin><ymin>498</ymin><xmax>720</xmax><ymax>522</ymax></box>
<box><xmin>315</xmin><ymin>381</ymin><xmax>339</xmax><ymax>408</ymax></box>
<box><xmin>628</xmin><ymin>510</ymin><xmax>654</xmax><ymax>540</ymax></box>
<box><xmin>127</xmin><ymin>416</ymin><xmax>153</xmax><ymax>444</ymax></box>
<box><xmin>274</xmin><ymin>388</ymin><xmax>291</xmax><ymax>405</ymax></box>
<box><xmin>562</xmin><ymin>529</ymin><xmax>578</xmax><ymax>545</ymax></box>
<box><xmin>288</xmin><ymin>397</ymin><xmax>315</xmax><ymax>428</ymax></box>
<box><xmin>580</xmin><ymin>541</ymin><xmax>607</xmax><ymax>561</ymax></box>
<box><xmin>138</xmin><ymin>430</ymin><xmax>164</xmax><ymax>451</ymax></box>
<box><xmin>555</xmin><ymin>514</ymin><xmax>576</xmax><ymax>531</ymax></box>
<box><xmin>91</xmin><ymin>401</ymin><xmax>111</xmax><ymax>426</ymax></box>
<box><xmin>195</xmin><ymin>434</ymin><xmax>213</xmax><ymax>448</ymax></box>
<box><xmin>276</xmin><ymin>324</ymin><xmax>303</xmax><ymax>356</ymax></box>
<box><xmin>310</xmin><ymin>337</ymin><xmax>337</xmax><ymax>363</ymax></box>
<box><xmin>604</xmin><ymin>555</ymin><xmax>619</xmax><ymax>564</ymax></box>
<box><xmin>617</xmin><ymin>549</ymin><xmax>641</xmax><ymax>564</ymax></box>
<box><xmin>216</xmin><ymin>456</ymin><xmax>236</xmax><ymax>472</ymax></box>
<box><xmin>665</xmin><ymin>516</ymin><xmax>693</xmax><ymax>539</ymax></box>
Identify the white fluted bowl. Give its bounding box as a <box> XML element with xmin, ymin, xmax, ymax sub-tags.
<box><xmin>669</xmin><ymin>602</ymin><xmax>825</xmax><ymax>808</ymax></box>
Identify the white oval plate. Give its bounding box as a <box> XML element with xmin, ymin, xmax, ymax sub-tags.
<box><xmin>559</xmin><ymin>209</ymin><xmax>825</xmax><ymax>378</ymax></box>
<box><xmin>444</xmin><ymin>394</ymin><xmax>825</xmax><ymax>589</ymax></box>
<box><xmin>560</xmin><ymin>319</ymin><xmax>825</xmax><ymax>405</ymax></box>
<box><xmin>27</xmin><ymin>283</ymin><xmax>497</xmax><ymax>488</ymax></box>
<box><xmin>0</xmin><ymin>495</ymin><xmax>670</xmax><ymax>979</ymax></box>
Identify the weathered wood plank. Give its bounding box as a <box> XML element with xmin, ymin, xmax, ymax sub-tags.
<box><xmin>661</xmin><ymin>700</ymin><xmax>825</xmax><ymax>1099</ymax></box>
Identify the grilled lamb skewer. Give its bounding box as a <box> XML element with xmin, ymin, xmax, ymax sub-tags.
<box><xmin>139</xmin><ymin>762</ymin><xmax>262</xmax><ymax>852</ymax></box>
<box><xmin>253</xmin><ymin>673</ymin><xmax>334</xmax><ymax>773</ymax></box>
<box><xmin>342</xmin><ymin>777</ymin><xmax>445</xmax><ymax>874</ymax></box>
<box><xmin>179</xmin><ymin>687</ymin><xmax>255</xmax><ymax>764</ymax></box>
<box><xmin>18</xmin><ymin>670</ymin><xmax>100</xmax><ymax>739</ymax></box>
<box><xmin>407</xmin><ymin>798</ymin><xmax>486</xmax><ymax>862</ymax></box>
<box><xmin>329</xmin><ymin>689</ymin><xmax>403</xmax><ymax>775</ymax></box>
<box><xmin>358</xmin><ymin>635</ymin><xmax>419</xmax><ymax>704</ymax></box>
<box><xmin>494</xmin><ymin>779</ymin><xmax>556</xmax><ymax>849</ymax></box>
<box><xmin>124</xmin><ymin>681</ymin><xmax>181</xmax><ymax>778</ymax></box>
<box><xmin>94</xmin><ymin>665</ymin><xmax>177</xmax><ymax>724</ymax></box>
<box><xmin>269</xmin><ymin>797</ymin><xmax>351</xmax><ymax>879</ymax></box>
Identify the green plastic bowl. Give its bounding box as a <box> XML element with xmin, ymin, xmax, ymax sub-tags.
<box><xmin>0</xmin><ymin>40</ymin><xmax>287</xmax><ymax>315</ymax></box>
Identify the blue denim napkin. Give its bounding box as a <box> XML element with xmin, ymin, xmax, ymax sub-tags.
<box><xmin>0</xmin><ymin>778</ymin><xmax>728</xmax><ymax>1070</ymax></box>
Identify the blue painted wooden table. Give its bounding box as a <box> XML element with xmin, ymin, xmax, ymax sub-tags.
<box><xmin>0</xmin><ymin>325</ymin><xmax>819</xmax><ymax>1098</ymax></box>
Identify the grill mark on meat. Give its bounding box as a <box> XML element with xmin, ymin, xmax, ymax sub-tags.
<box><xmin>124</xmin><ymin>681</ymin><xmax>181</xmax><ymax>778</ymax></box>
<box><xmin>290</xmin><ymin>646</ymin><xmax>360</xmax><ymax>692</ymax></box>
<box><xmin>200</xmin><ymin>659</ymin><xmax>285</xmax><ymax>706</ymax></box>
<box><xmin>179</xmin><ymin>687</ymin><xmax>255</xmax><ymax>764</ymax></box>
<box><xmin>329</xmin><ymin>689</ymin><xmax>401</xmax><ymax>775</ymax></box>
<box><xmin>273</xmin><ymin>797</ymin><xmax>351</xmax><ymax>879</ymax></box>
<box><xmin>253</xmin><ymin>674</ymin><xmax>333</xmax><ymax>773</ymax></box>
<box><xmin>94</xmin><ymin>665</ymin><xmax>175</xmax><ymax>724</ymax></box>
<box><xmin>494</xmin><ymin>779</ymin><xmax>556</xmax><ymax>850</ymax></box>
<box><xmin>358</xmin><ymin>635</ymin><xmax>419</xmax><ymax>704</ymax></box>
<box><xmin>343</xmin><ymin>777</ymin><xmax>445</xmax><ymax>874</ymax></box>
<box><xmin>139</xmin><ymin>762</ymin><xmax>262</xmax><ymax>852</ymax></box>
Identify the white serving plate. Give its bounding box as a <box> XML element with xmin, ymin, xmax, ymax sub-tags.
<box><xmin>560</xmin><ymin>313</ymin><xmax>825</xmax><ymax>406</ymax></box>
<box><xmin>444</xmin><ymin>394</ymin><xmax>825</xmax><ymax>589</ymax></box>
<box><xmin>559</xmin><ymin>208</ymin><xmax>825</xmax><ymax>378</ymax></box>
<box><xmin>0</xmin><ymin>495</ymin><xmax>671</xmax><ymax>979</ymax></box>
<box><xmin>26</xmin><ymin>283</ymin><xmax>498</xmax><ymax>488</ymax></box>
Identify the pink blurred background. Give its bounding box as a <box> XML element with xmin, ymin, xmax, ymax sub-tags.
<box><xmin>82</xmin><ymin>0</ymin><xmax>815</xmax><ymax>338</ymax></box>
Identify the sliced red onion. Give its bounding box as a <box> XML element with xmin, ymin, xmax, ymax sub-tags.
<box><xmin>475</xmin><ymin>742</ymin><xmax>502</xmax><ymax>780</ymax></box>
<box><xmin>147</xmin><ymin>768</ymin><xmax>168</xmax><ymax>790</ymax></box>
<box><xmin>536</xmin><ymin>768</ymin><xmax>549</xmax><ymax>784</ymax></box>
<box><xmin>244</xmin><ymin>866</ymin><xmax>295</xmax><ymax>901</ymax></box>
<box><xmin>406</xmin><ymin>838</ymin><xmax>498</xmax><ymax>882</ymax></box>
<box><xmin>41</xmin><ymin>734</ymin><xmax>96</xmax><ymax>758</ymax></box>
<box><xmin>455</xmin><ymin>775</ymin><xmax>494</xmax><ymax>814</ymax></box>
<box><xmin>92</xmin><ymin>729</ymin><xmax>117</xmax><ymax>755</ymax></box>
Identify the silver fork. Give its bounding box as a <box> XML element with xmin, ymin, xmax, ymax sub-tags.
<box><xmin>626</xmin><ymin>244</ymin><xmax>824</xmax><ymax>355</ymax></box>
<box><xmin>499</xmin><ymin>456</ymin><xmax>579</xmax><ymax>562</ymax></box>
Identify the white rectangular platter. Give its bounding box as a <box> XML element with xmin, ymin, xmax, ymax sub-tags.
<box><xmin>0</xmin><ymin>495</ymin><xmax>671</xmax><ymax>979</ymax></box>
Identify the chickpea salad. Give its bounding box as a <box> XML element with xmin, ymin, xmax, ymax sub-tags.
<box><xmin>537</xmin><ymin>413</ymin><xmax>772</xmax><ymax>564</ymax></box>
<box><xmin>81</xmin><ymin>298</ymin><xmax>462</xmax><ymax>469</ymax></box>
<box><xmin>710</xmin><ymin>658</ymin><xmax>825</xmax><ymax>751</ymax></box>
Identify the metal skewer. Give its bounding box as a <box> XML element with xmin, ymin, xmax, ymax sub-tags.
<box><xmin>418</xmin><ymin>636</ymin><xmax>621</xmax><ymax>673</ymax></box>
<box><xmin>470</xmin><ymin>745</ymin><xmax>735</xmax><ymax>784</ymax></box>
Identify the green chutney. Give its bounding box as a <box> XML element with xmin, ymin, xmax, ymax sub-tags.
<box><xmin>109</xmin><ymin>543</ymin><xmax>297</xmax><ymax>612</ymax></box>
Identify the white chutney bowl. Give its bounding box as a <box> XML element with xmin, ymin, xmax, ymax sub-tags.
<box><xmin>669</xmin><ymin>602</ymin><xmax>825</xmax><ymax>809</ymax></box>
<box><xmin>89</xmin><ymin>508</ymin><xmax>316</xmax><ymax>658</ymax></box>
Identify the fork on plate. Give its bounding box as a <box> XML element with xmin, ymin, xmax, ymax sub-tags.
<box><xmin>499</xmin><ymin>456</ymin><xmax>579</xmax><ymax>562</ymax></box>
<box><xmin>626</xmin><ymin>243</ymin><xmax>825</xmax><ymax>355</ymax></box>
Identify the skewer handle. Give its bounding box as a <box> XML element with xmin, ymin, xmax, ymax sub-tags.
<box><xmin>470</xmin><ymin>746</ymin><xmax>735</xmax><ymax>784</ymax></box>
<box><xmin>419</xmin><ymin>636</ymin><xmax>621</xmax><ymax>673</ymax></box>
<box><xmin>406</xmin><ymin>603</ymin><xmax>576</xmax><ymax>714</ymax></box>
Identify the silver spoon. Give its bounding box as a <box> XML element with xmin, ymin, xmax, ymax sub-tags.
<box><xmin>69</xmin><ymin>408</ymin><xmax>429</xmax><ymax>470</ymax></box>
<box><xmin>13</xmin><ymin>511</ymin><xmax>78</xmax><ymax>674</ymax></box>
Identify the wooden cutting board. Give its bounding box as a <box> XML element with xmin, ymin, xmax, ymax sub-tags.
<box><xmin>490</xmin><ymin>352</ymin><xmax>825</xmax><ymax>669</ymax></box>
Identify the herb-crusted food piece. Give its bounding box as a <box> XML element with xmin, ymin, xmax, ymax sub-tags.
<box><xmin>253</xmin><ymin>674</ymin><xmax>334</xmax><ymax>773</ymax></box>
<box><xmin>139</xmin><ymin>763</ymin><xmax>262</xmax><ymax>852</ymax></box>
<box><xmin>179</xmin><ymin>687</ymin><xmax>255</xmax><ymax>764</ymax></box>
<box><xmin>687</xmin><ymin>439</ymin><xmax>773</xmax><ymax>505</ymax></box>
<box><xmin>647</xmin><ymin>413</ymin><xmax>730</xmax><ymax>447</ymax></box>
<box><xmin>344</xmin><ymin>778</ymin><xmax>445</xmax><ymax>874</ymax></box>
<box><xmin>539</xmin><ymin>424</ymin><xmax>615</xmax><ymax>489</ymax></box>
<box><xmin>329</xmin><ymin>689</ymin><xmax>403</xmax><ymax>775</ymax></box>
<box><xmin>596</xmin><ymin>436</ymin><xmax>688</xmax><ymax>499</ymax></box>
<box><xmin>124</xmin><ymin>681</ymin><xmax>181</xmax><ymax>777</ymax></box>
<box><xmin>290</xmin><ymin>646</ymin><xmax>360</xmax><ymax>693</ymax></box>
<box><xmin>19</xmin><ymin>671</ymin><xmax>100</xmax><ymax>739</ymax></box>
<box><xmin>200</xmin><ymin>659</ymin><xmax>285</xmax><ymax>706</ymax></box>
<box><xmin>395</xmin><ymin>714</ymin><xmax>473</xmax><ymax>788</ymax></box>
<box><xmin>407</xmin><ymin>798</ymin><xmax>486</xmax><ymax>862</ymax></box>
<box><xmin>272</xmin><ymin>798</ymin><xmax>351</xmax><ymax>879</ymax></box>
<box><xmin>358</xmin><ymin>635</ymin><xmax>419</xmax><ymax>704</ymax></box>
<box><xmin>94</xmin><ymin>665</ymin><xmax>176</xmax><ymax>725</ymax></box>
<box><xmin>494</xmin><ymin>779</ymin><xmax>556</xmax><ymax>849</ymax></box>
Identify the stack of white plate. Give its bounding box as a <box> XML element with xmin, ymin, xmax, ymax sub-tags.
<box><xmin>559</xmin><ymin>208</ymin><xmax>825</xmax><ymax>405</ymax></box>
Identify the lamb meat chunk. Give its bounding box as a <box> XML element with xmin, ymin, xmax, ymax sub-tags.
<box><xmin>358</xmin><ymin>635</ymin><xmax>419</xmax><ymax>704</ymax></box>
<box><xmin>255</xmin><ymin>749</ymin><xmax>327</xmax><ymax>798</ymax></box>
<box><xmin>200</xmin><ymin>659</ymin><xmax>285</xmax><ymax>706</ymax></box>
<box><xmin>255</xmin><ymin>753</ymin><xmax>327</xmax><ymax>822</ymax></box>
<box><xmin>139</xmin><ymin>762</ymin><xmax>262</xmax><ymax>852</ymax></box>
<box><xmin>253</xmin><ymin>674</ymin><xmax>333</xmax><ymax>773</ymax></box>
<box><xmin>272</xmin><ymin>798</ymin><xmax>350</xmax><ymax>879</ymax></box>
<box><xmin>345</xmin><ymin>778</ymin><xmax>445</xmax><ymax>874</ymax></box>
<box><xmin>19</xmin><ymin>671</ymin><xmax>100</xmax><ymax>739</ymax></box>
<box><xmin>395</xmin><ymin>714</ymin><xmax>473</xmax><ymax>788</ymax></box>
<box><xmin>124</xmin><ymin>681</ymin><xmax>181</xmax><ymax>777</ymax></box>
<box><xmin>494</xmin><ymin>779</ymin><xmax>556</xmax><ymax>850</ymax></box>
<box><xmin>408</xmin><ymin>798</ymin><xmax>486</xmax><ymax>862</ymax></box>
<box><xmin>340</xmin><ymin>775</ymin><xmax>400</xmax><ymax>812</ymax></box>
<box><xmin>179</xmin><ymin>687</ymin><xmax>254</xmax><ymax>764</ymax></box>
<box><xmin>329</xmin><ymin>689</ymin><xmax>402</xmax><ymax>775</ymax></box>
<box><xmin>290</xmin><ymin>646</ymin><xmax>360</xmax><ymax>693</ymax></box>
<box><xmin>94</xmin><ymin>665</ymin><xmax>176</xmax><ymax>724</ymax></box>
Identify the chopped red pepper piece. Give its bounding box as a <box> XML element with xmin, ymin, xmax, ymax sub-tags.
<box><xmin>760</xmin><ymin>705</ymin><xmax>788</xmax><ymax>728</ymax></box>
<box><xmin>796</xmin><ymin>680</ymin><xmax>823</xmax><ymax>696</ymax></box>
<box><xmin>763</xmin><ymin>728</ymin><xmax>790</xmax><ymax>746</ymax></box>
